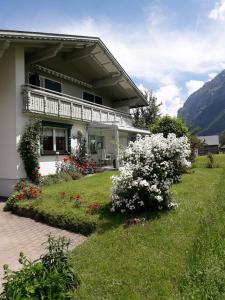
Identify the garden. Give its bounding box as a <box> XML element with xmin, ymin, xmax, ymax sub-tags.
<box><xmin>2</xmin><ymin>117</ymin><xmax>225</xmax><ymax>299</ymax></box>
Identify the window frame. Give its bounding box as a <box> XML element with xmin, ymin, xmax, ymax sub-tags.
<box><xmin>82</xmin><ymin>91</ymin><xmax>103</xmax><ymax>105</ymax></box>
<box><xmin>27</xmin><ymin>72</ymin><xmax>63</xmax><ymax>93</ymax></box>
<box><xmin>88</xmin><ymin>135</ymin><xmax>104</xmax><ymax>155</ymax></box>
<box><xmin>41</xmin><ymin>122</ymin><xmax>72</xmax><ymax>156</ymax></box>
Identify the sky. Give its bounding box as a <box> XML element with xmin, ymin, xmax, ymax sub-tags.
<box><xmin>1</xmin><ymin>0</ymin><xmax>225</xmax><ymax>115</ymax></box>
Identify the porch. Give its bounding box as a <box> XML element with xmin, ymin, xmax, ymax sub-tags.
<box><xmin>87</xmin><ymin>123</ymin><xmax>150</xmax><ymax>168</ymax></box>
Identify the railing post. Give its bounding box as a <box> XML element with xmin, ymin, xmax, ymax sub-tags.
<box><xmin>114</xmin><ymin>125</ymin><xmax>120</xmax><ymax>169</ymax></box>
<box><xmin>91</xmin><ymin>108</ymin><xmax>94</xmax><ymax>122</ymax></box>
<box><xmin>70</xmin><ymin>102</ymin><xmax>73</xmax><ymax>119</ymax></box>
<box><xmin>27</xmin><ymin>90</ymin><xmax>31</xmax><ymax>111</ymax></box>
<box><xmin>81</xmin><ymin>105</ymin><xmax>84</xmax><ymax>120</ymax></box>
<box><xmin>44</xmin><ymin>96</ymin><xmax>47</xmax><ymax>114</ymax></box>
<box><xmin>58</xmin><ymin>100</ymin><xmax>61</xmax><ymax>117</ymax></box>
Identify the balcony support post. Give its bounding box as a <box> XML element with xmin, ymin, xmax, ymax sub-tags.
<box><xmin>114</xmin><ymin>125</ymin><xmax>120</xmax><ymax>169</ymax></box>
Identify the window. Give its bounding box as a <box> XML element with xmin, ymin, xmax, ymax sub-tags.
<box><xmin>28</xmin><ymin>73</ymin><xmax>40</xmax><ymax>86</ymax></box>
<box><xmin>83</xmin><ymin>92</ymin><xmax>103</xmax><ymax>105</ymax></box>
<box><xmin>55</xmin><ymin>128</ymin><xmax>66</xmax><ymax>152</ymax></box>
<box><xmin>95</xmin><ymin>95</ymin><xmax>103</xmax><ymax>105</ymax></box>
<box><xmin>43</xmin><ymin>128</ymin><xmax>54</xmax><ymax>152</ymax></box>
<box><xmin>83</xmin><ymin>92</ymin><xmax>94</xmax><ymax>103</ymax></box>
<box><xmin>89</xmin><ymin>135</ymin><xmax>104</xmax><ymax>154</ymax></box>
<box><xmin>42</xmin><ymin>123</ymin><xmax>71</xmax><ymax>155</ymax></box>
<box><xmin>44</xmin><ymin>78</ymin><xmax>62</xmax><ymax>93</ymax></box>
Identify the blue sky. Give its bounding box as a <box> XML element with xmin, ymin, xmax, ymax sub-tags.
<box><xmin>1</xmin><ymin>0</ymin><xmax>225</xmax><ymax>115</ymax></box>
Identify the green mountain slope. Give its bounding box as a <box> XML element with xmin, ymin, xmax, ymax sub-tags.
<box><xmin>178</xmin><ymin>70</ymin><xmax>225</xmax><ymax>135</ymax></box>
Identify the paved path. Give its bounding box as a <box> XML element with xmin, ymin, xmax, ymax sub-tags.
<box><xmin>0</xmin><ymin>203</ymin><xmax>87</xmax><ymax>287</ymax></box>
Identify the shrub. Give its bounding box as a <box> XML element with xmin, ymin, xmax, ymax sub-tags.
<box><xmin>0</xmin><ymin>235</ymin><xmax>80</xmax><ymax>299</ymax></box>
<box><xmin>10</xmin><ymin>205</ymin><xmax>97</xmax><ymax>235</ymax></box>
<box><xmin>4</xmin><ymin>181</ymin><xmax>41</xmax><ymax>211</ymax></box>
<box><xmin>206</xmin><ymin>152</ymin><xmax>217</xmax><ymax>168</ymax></box>
<box><xmin>70</xmin><ymin>194</ymin><xmax>83</xmax><ymax>208</ymax></box>
<box><xmin>59</xmin><ymin>155</ymin><xmax>96</xmax><ymax>175</ymax></box>
<box><xmin>40</xmin><ymin>171</ymin><xmax>82</xmax><ymax>186</ymax></box>
<box><xmin>111</xmin><ymin>133</ymin><xmax>191</xmax><ymax>213</ymax></box>
<box><xmin>87</xmin><ymin>202</ymin><xmax>102</xmax><ymax>214</ymax></box>
<box><xmin>18</xmin><ymin>119</ymin><xmax>42</xmax><ymax>184</ymax></box>
<box><xmin>150</xmin><ymin>116</ymin><xmax>189</xmax><ymax>138</ymax></box>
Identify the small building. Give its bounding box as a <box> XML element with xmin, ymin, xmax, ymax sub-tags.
<box><xmin>220</xmin><ymin>144</ymin><xmax>225</xmax><ymax>153</ymax></box>
<box><xmin>198</xmin><ymin>135</ymin><xmax>219</xmax><ymax>155</ymax></box>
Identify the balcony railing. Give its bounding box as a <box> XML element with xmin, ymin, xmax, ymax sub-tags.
<box><xmin>22</xmin><ymin>85</ymin><xmax>133</xmax><ymax>127</ymax></box>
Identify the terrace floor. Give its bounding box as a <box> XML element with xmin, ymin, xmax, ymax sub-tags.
<box><xmin>0</xmin><ymin>203</ymin><xmax>87</xmax><ymax>289</ymax></box>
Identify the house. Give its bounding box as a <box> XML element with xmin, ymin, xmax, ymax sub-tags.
<box><xmin>198</xmin><ymin>135</ymin><xmax>219</xmax><ymax>155</ymax></box>
<box><xmin>220</xmin><ymin>144</ymin><xmax>225</xmax><ymax>153</ymax></box>
<box><xmin>0</xmin><ymin>30</ymin><xmax>149</xmax><ymax>197</ymax></box>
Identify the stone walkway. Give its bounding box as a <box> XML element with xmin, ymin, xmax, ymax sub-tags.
<box><xmin>0</xmin><ymin>203</ymin><xmax>87</xmax><ymax>287</ymax></box>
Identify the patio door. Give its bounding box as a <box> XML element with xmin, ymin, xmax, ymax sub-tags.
<box><xmin>88</xmin><ymin>135</ymin><xmax>104</xmax><ymax>160</ymax></box>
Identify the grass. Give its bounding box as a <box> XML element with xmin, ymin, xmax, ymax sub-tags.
<box><xmin>12</xmin><ymin>171</ymin><xmax>118</xmax><ymax>235</ymax></box>
<box><xmin>71</xmin><ymin>167</ymin><xmax>224</xmax><ymax>299</ymax></box>
<box><xmin>192</xmin><ymin>153</ymin><xmax>225</xmax><ymax>168</ymax></box>
<box><xmin>10</xmin><ymin>154</ymin><xmax>225</xmax><ymax>299</ymax></box>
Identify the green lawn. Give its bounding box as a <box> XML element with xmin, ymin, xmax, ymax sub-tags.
<box><xmin>12</xmin><ymin>154</ymin><xmax>225</xmax><ymax>299</ymax></box>
<box><xmin>13</xmin><ymin>171</ymin><xmax>118</xmax><ymax>235</ymax></box>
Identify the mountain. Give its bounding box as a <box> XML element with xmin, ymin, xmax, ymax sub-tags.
<box><xmin>178</xmin><ymin>70</ymin><xmax>225</xmax><ymax>135</ymax></box>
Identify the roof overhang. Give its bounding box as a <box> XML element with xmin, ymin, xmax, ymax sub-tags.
<box><xmin>0</xmin><ymin>29</ymin><xmax>148</xmax><ymax>107</ymax></box>
<box><xmin>88</xmin><ymin>122</ymin><xmax>150</xmax><ymax>135</ymax></box>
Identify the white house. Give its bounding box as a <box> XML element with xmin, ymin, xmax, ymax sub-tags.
<box><xmin>0</xmin><ymin>30</ymin><xmax>149</xmax><ymax>197</ymax></box>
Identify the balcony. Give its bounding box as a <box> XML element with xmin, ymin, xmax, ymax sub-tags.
<box><xmin>22</xmin><ymin>85</ymin><xmax>133</xmax><ymax>128</ymax></box>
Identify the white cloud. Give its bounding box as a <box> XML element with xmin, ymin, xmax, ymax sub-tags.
<box><xmin>47</xmin><ymin>13</ymin><xmax>225</xmax><ymax>86</ymax></box>
<box><xmin>208</xmin><ymin>72</ymin><xmax>217</xmax><ymax>80</ymax></box>
<box><xmin>209</xmin><ymin>0</ymin><xmax>225</xmax><ymax>21</ymax></box>
<box><xmin>30</xmin><ymin>4</ymin><xmax>225</xmax><ymax>115</ymax></box>
<box><xmin>185</xmin><ymin>80</ymin><xmax>205</xmax><ymax>96</ymax></box>
<box><xmin>154</xmin><ymin>84</ymin><xmax>183</xmax><ymax>116</ymax></box>
<box><xmin>138</xmin><ymin>83</ymin><xmax>148</xmax><ymax>94</ymax></box>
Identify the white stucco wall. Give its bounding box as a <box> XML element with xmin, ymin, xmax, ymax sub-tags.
<box><xmin>0</xmin><ymin>47</ymin><xmax>26</xmax><ymax>196</ymax></box>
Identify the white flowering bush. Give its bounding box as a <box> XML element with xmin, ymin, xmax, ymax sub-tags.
<box><xmin>111</xmin><ymin>133</ymin><xmax>191</xmax><ymax>213</ymax></box>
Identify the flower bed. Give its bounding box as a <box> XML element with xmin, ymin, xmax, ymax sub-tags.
<box><xmin>111</xmin><ymin>133</ymin><xmax>191</xmax><ymax>213</ymax></box>
<box><xmin>59</xmin><ymin>155</ymin><xmax>96</xmax><ymax>175</ymax></box>
<box><xmin>4</xmin><ymin>181</ymin><xmax>41</xmax><ymax>211</ymax></box>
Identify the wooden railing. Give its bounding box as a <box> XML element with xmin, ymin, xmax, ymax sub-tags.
<box><xmin>22</xmin><ymin>85</ymin><xmax>133</xmax><ymax>127</ymax></box>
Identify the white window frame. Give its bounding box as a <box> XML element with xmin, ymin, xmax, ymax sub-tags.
<box><xmin>27</xmin><ymin>72</ymin><xmax>63</xmax><ymax>93</ymax></box>
<box><xmin>42</xmin><ymin>127</ymin><xmax>68</xmax><ymax>154</ymax></box>
<box><xmin>40</xmin><ymin>76</ymin><xmax>63</xmax><ymax>93</ymax></box>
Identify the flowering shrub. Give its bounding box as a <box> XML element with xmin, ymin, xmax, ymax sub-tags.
<box><xmin>111</xmin><ymin>133</ymin><xmax>191</xmax><ymax>213</ymax></box>
<box><xmin>4</xmin><ymin>181</ymin><xmax>41</xmax><ymax>211</ymax></box>
<box><xmin>14</xmin><ymin>181</ymin><xmax>41</xmax><ymax>200</ymax></box>
<box><xmin>59</xmin><ymin>155</ymin><xmax>96</xmax><ymax>175</ymax></box>
<box><xmin>87</xmin><ymin>202</ymin><xmax>102</xmax><ymax>214</ymax></box>
<box><xmin>18</xmin><ymin>119</ymin><xmax>42</xmax><ymax>184</ymax></box>
<box><xmin>70</xmin><ymin>194</ymin><xmax>82</xmax><ymax>208</ymax></box>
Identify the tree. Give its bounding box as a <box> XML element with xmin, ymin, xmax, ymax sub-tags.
<box><xmin>188</xmin><ymin>130</ymin><xmax>202</xmax><ymax>162</ymax></box>
<box><xmin>150</xmin><ymin>116</ymin><xmax>189</xmax><ymax>138</ymax></box>
<box><xmin>132</xmin><ymin>90</ymin><xmax>161</xmax><ymax>129</ymax></box>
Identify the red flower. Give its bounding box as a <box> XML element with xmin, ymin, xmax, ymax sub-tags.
<box><xmin>60</xmin><ymin>192</ymin><xmax>66</xmax><ymax>198</ymax></box>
